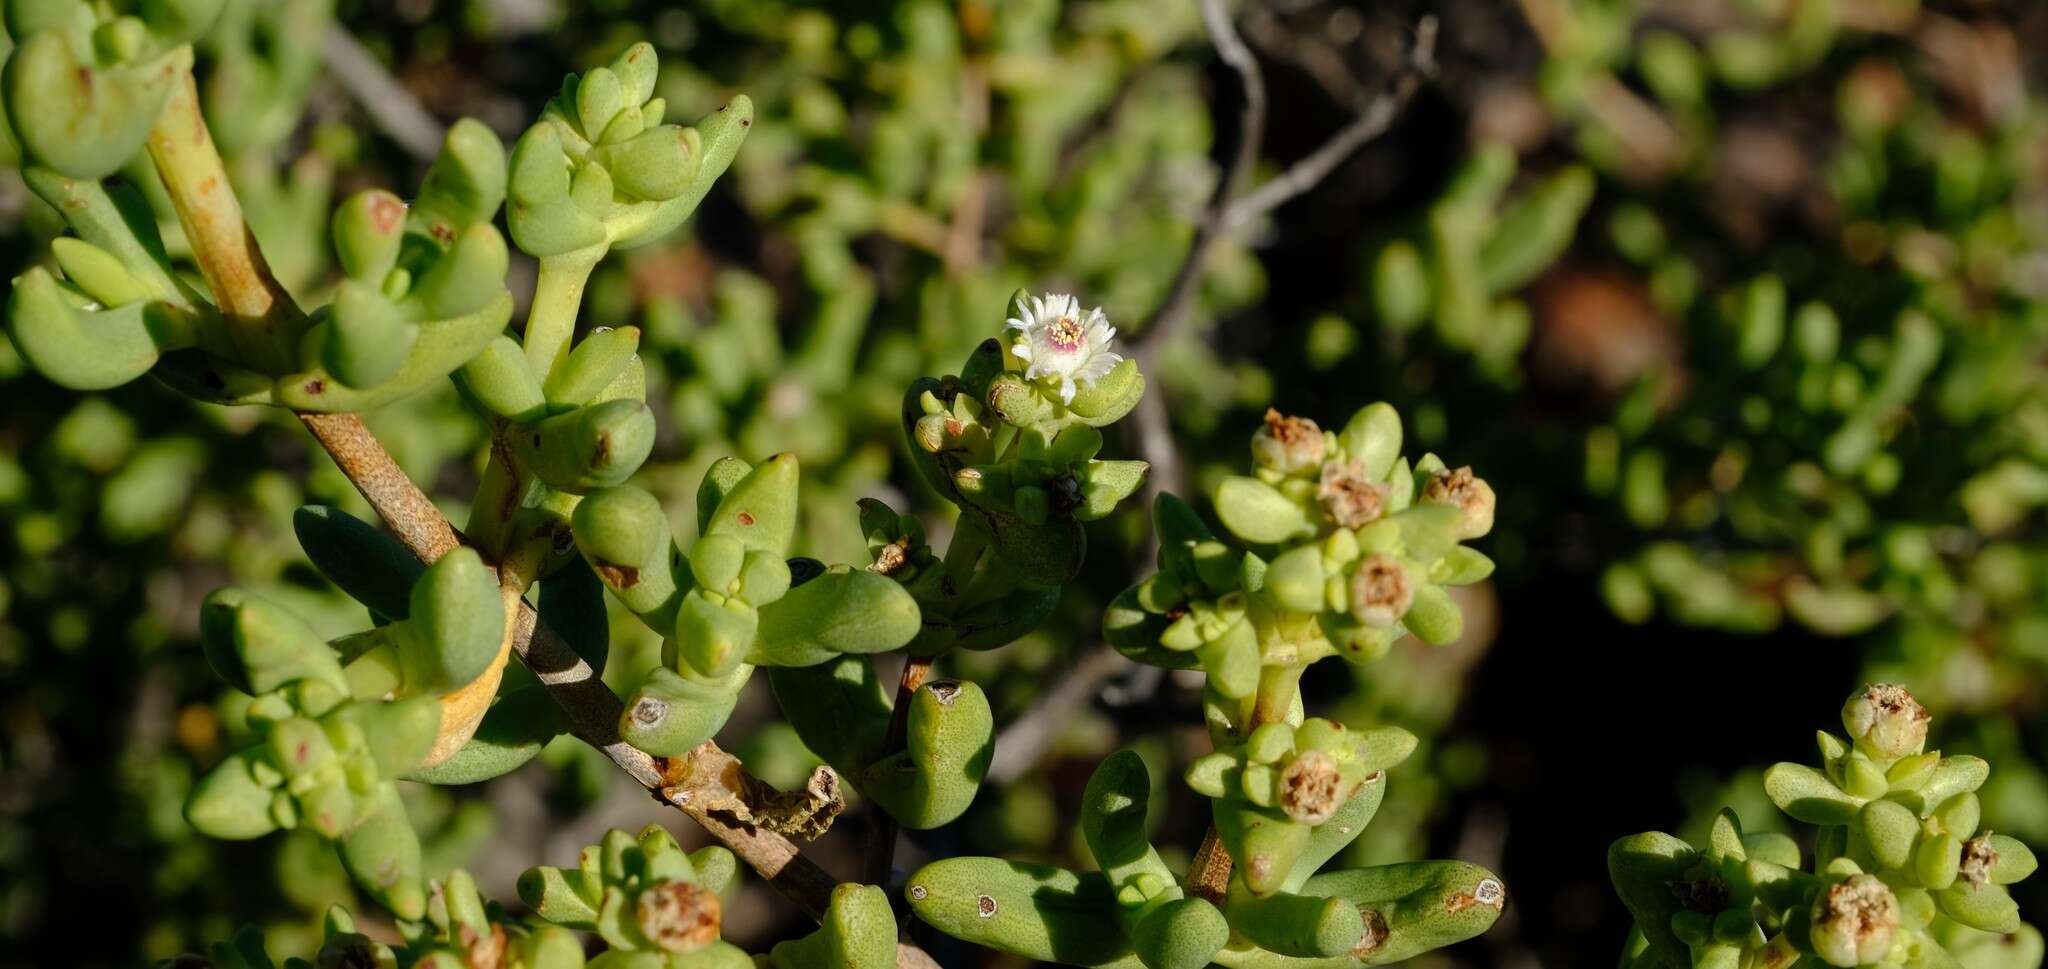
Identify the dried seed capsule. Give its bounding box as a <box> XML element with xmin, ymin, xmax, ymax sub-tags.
<box><xmin>1318</xmin><ymin>460</ymin><xmax>1388</xmax><ymax>529</ymax></box>
<box><xmin>1810</xmin><ymin>874</ymin><xmax>1899</xmax><ymax>966</ymax></box>
<box><xmin>1251</xmin><ymin>409</ymin><xmax>1325</xmax><ymax>475</ymax></box>
<box><xmin>1348</xmin><ymin>555</ymin><xmax>1414</xmax><ymax>627</ymax></box>
<box><xmin>1420</xmin><ymin>467</ymin><xmax>1496</xmax><ymax>541</ymax></box>
<box><xmin>634</xmin><ymin>879</ymin><xmax>720</xmax><ymax>953</ymax></box>
<box><xmin>1840</xmin><ymin>684</ymin><xmax>1930</xmax><ymax>761</ymax></box>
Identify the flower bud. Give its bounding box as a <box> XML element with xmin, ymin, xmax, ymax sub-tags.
<box><xmin>1349</xmin><ymin>555</ymin><xmax>1413</xmax><ymax>627</ymax></box>
<box><xmin>1251</xmin><ymin>409</ymin><xmax>1325</xmax><ymax>475</ymax></box>
<box><xmin>987</xmin><ymin>371</ymin><xmax>1055</xmax><ymax>427</ymax></box>
<box><xmin>1840</xmin><ymin>684</ymin><xmax>1929</xmax><ymax>760</ymax></box>
<box><xmin>1421</xmin><ymin>467</ymin><xmax>1496</xmax><ymax>540</ymax></box>
<box><xmin>332</xmin><ymin>189</ymin><xmax>408</xmax><ymax>284</ymax></box>
<box><xmin>1810</xmin><ymin>874</ymin><xmax>1898</xmax><ymax>967</ymax></box>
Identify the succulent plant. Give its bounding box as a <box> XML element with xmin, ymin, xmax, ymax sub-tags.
<box><xmin>1612</xmin><ymin>684</ymin><xmax>2040</xmax><ymax>968</ymax></box>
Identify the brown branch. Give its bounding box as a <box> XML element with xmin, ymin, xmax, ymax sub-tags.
<box><xmin>986</xmin><ymin>644</ymin><xmax>1129</xmax><ymax>785</ymax></box>
<box><xmin>297</xmin><ymin>412</ymin><xmax>940</xmax><ymax>965</ymax></box>
<box><xmin>299</xmin><ymin>413</ymin><xmax>462</xmax><ymax>559</ymax></box>
<box><xmin>1185</xmin><ymin>823</ymin><xmax>1235</xmax><ymax>904</ymax></box>
<box><xmin>862</xmin><ymin>654</ymin><xmax>934</xmax><ymax>886</ymax></box>
<box><xmin>1131</xmin><ymin>0</ymin><xmax>1267</xmax><ymax>357</ymax></box>
<box><xmin>1223</xmin><ymin>17</ymin><xmax>1438</xmax><ymax>232</ymax></box>
<box><xmin>146</xmin><ymin>68</ymin><xmax>302</xmax><ymax>373</ymax></box>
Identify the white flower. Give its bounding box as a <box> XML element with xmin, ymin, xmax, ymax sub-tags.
<box><xmin>1004</xmin><ymin>292</ymin><xmax>1121</xmax><ymax>405</ymax></box>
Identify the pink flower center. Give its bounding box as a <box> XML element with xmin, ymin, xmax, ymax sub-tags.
<box><xmin>1047</xmin><ymin>315</ymin><xmax>1086</xmax><ymax>352</ymax></box>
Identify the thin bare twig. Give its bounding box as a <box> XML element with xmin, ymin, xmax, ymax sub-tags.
<box><xmin>1131</xmin><ymin>0</ymin><xmax>1268</xmax><ymax>357</ymax></box>
<box><xmin>1223</xmin><ymin>17</ymin><xmax>1438</xmax><ymax>232</ymax></box>
<box><xmin>320</xmin><ymin>24</ymin><xmax>448</xmax><ymax>161</ymax></box>
<box><xmin>987</xmin><ymin>644</ymin><xmax>1129</xmax><ymax>785</ymax></box>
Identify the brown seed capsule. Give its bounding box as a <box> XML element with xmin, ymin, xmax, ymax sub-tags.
<box><xmin>1960</xmin><ymin>833</ymin><xmax>2000</xmax><ymax>886</ymax></box>
<box><xmin>1350</xmin><ymin>555</ymin><xmax>1412</xmax><ymax>627</ymax></box>
<box><xmin>1351</xmin><ymin>908</ymin><xmax>1389</xmax><ymax>957</ymax></box>
<box><xmin>1421</xmin><ymin>467</ymin><xmax>1496</xmax><ymax>540</ymax></box>
<box><xmin>1252</xmin><ymin>408</ymin><xmax>1325</xmax><ymax>474</ymax></box>
<box><xmin>1279</xmin><ymin>749</ymin><xmax>1344</xmax><ymax>824</ymax></box>
<box><xmin>1811</xmin><ymin>874</ymin><xmax>1899</xmax><ymax>967</ymax></box>
<box><xmin>1840</xmin><ymin>683</ymin><xmax>1930</xmax><ymax>760</ymax></box>
<box><xmin>1318</xmin><ymin>459</ymin><xmax>1388</xmax><ymax>529</ymax></box>
<box><xmin>870</xmin><ymin>538</ymin><xmax>911</xmax><ymax>576</ymax></box>
<box><xmin>636</xmin><ymin>879</ymin><xmax>722</xmax><ymax>953</ymax></box>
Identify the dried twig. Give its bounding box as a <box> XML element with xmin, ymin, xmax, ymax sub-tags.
<box><xmin>1223</xmin><ymin>17</ymin><xmax>1438</xmax><ymax>232</ymax></box>
<box><xmin>987</xmin><ymin>644</ymin><xmax>1130</xmax><ymax>784</ymax></box>
<box><xmin>863</xmin><ymin>654</ymin><xmax>934</xmax><ymax>885</ymax></box>
<box><xmin>320</xmin><ymin>24</ymin><xmax>448</xmax><ymax>161</ymax></box>
<box><xmin>1131</xmin><ymin>0</ymin><xmax>1268</xmax><ymax>357</ymax></box>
